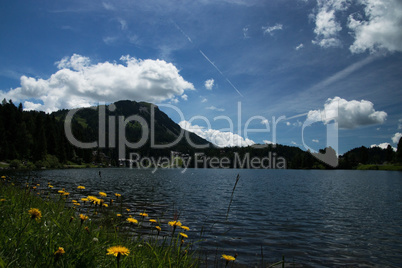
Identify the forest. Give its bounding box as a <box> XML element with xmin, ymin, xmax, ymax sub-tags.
<box><xmin>0</xmin><ymin>99</ymin><xmax>401</xmax><ymax>170</ymax></box>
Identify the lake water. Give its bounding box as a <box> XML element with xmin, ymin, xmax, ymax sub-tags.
<box><xmin>13</xmin><ymin>168</ymin><xmax>402</xmax><ymax>267</ymax></box>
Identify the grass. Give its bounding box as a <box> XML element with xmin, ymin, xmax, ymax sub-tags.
<box><xmin>0</xmin><ymin>175</ymin><xmax>199</xmax><ymax>268</ymax></box>
<box><xmin>356</xmin><ymin>164</ymin><xmax>402</xmax><ymax>171</ymax></box>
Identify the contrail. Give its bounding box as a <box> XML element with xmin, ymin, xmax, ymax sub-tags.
<box><xmin>172</xmin><ymin>20</ymin><xmax>243</xmax><ymax>97</ymax></box>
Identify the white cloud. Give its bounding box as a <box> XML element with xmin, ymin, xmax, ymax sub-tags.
<box><xmin>243</xmin><ymin>27</ymin><xmax>250</xmax><ymax>39</ymax></box>
<box><xmin>370</xmin><ymin>143</ymin><xmax>396</xmax><ymax>151</ymax></box>
<box><xmin>0</xmin><ymin>54</ymin><xmax>194</xmax><ymax>112</ymax></box>
<box><xmin>286</xmin><ymin>122</ymin><xmax>291</xmax><ymax>126</ymax></box>
<box><xmin>291</xmin><ymin>141</ymin><xmax>297</xmax><ymax>145</ymax></box>
<box><xmin>312</xmin><ymin>7</ymin><xmax>342</xmax><ymax>48</ymax></box>
<box><xmin>200</xmin><ymin>97</ymin><xmax>208</xmax><ymax>103</ymax></box>
<box><xmin>348</xmin><ymin>0</ymin><xmax>402</xmax><ymax>53</ymax></box>
<box><xmin>261</xmin><ymin>119</ymin><xmax>269</xmax><ymax>125</ymax></box>
<box><xmin>307</xmin><ymin>96</ymin><xmax>387</xmax><ymax>129</ymax></box>
<box><xmin>392</xmin><ymin>132</ymin><xmax>402</xmax><ymax>144</ymax></box>
<box><xmin>204</xmin><ymin>79</ymin><xmax>214</xmax><ymax>90</ymax></box>
<box><xmin>262</xmin><ymin>23</ymin><xmax>283</xmax><ymax>35</ymax></box>
<box><xmin>312</xmin><ymin>139</ymin><xmax>319</xmax><ymax>143</ymax></box>
<box><xmin>263</xmin><ymin>140</ymin><xmax>276</xmax><ymax>145</ymax></box>
<box><xmin>181</xmin><ymin>94</ymin><xmax>188</xmax><ymax>101</ymax></box>
<box><xmin>206</xmin><ymin>106</ymin><xmax>225</xmax><ymax>112</ymax></box>
<box><xmin>179</xmin><ymin>120</ymin><xmax>255</xmax><ymax>147</ymax></box>
<box><xmin>295</xmin><ymin>43</ymin><xmax>304</xmax><ymax>50</ymax></box>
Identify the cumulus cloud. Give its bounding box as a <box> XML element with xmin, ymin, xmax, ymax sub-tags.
<box><xmin>0</xmin><ymin>54</ymin><xmax>194</xmax><ymax>112</ymax></box>
<box><xmin>311</xmin><ymin>0</ymin><xmax>349</xmax><ymax>48</ymax></box>
<box><xmin>392</xmin><ymin>132</ymin><xmax>402</xmax><ymax>144</ymax></box>
<box><xmin>263</xmin><ymin>140</ymin><xmax>276</xmax><ymax>145</ymax></box>
<box><xmin>262</xmin><ymin>23</ymin><xmax>283</xmax><ymax>35</ymax></box>
<box><xmin>179</xmin><ymin>120</ymin><xmax>255</xmax><ymax>147</ymax></box>
<box><xmin>200</xmin><ymin>97</ymin><xmax>208</xmax><ymax>103</ymax></box>
<box><xmin>206</xmin><ymin>106</ymin><xmax>225</xmax><ymax>112</ymax></box>
<box><xmin>204</xmin><ymin>79</ymin><xmax>214</xmax><ymax>90</ymax></box>
<box><xmin>307</xmin><ymin>96</ymin><xmax>387</xmax><ymax>129</ymax></box>
<box><xmin>370</xmin><ymin>143</ymin><xmax>396</xmax><ymax>151</ymax></box>
<box><xmin>348</xmin><ymin>0</ymin><xmax>402</xmax><ymax>53</ymax></box>
<box><xmin>312</xmin><ymin>139</ymin><xmax>319</xmax><ymax>143</ymax></box>
<box><xmin>181</xmin><ymin>94</ymin><xmax>188</xmax><ymax>101</ymax></box>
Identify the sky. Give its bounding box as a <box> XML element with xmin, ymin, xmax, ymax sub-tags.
<box><xmin>1</xmin><ymin>0</ymin><xmax>402</xmax><ymax>155</ymax></box>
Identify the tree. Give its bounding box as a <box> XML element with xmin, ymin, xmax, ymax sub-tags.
<box><xmin>397</xmin><ymin>137</ymin><xmax>402</xmax><ymax>163</ymax></box>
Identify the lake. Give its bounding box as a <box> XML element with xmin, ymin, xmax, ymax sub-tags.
<box><xmin>11</xmin><ymin>168</ymin><xmax>402</xmax><ymax>267</ymax></box>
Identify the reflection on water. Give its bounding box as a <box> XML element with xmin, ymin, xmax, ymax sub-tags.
<box><xmin>17</xmin><ymin>168</ymin><xmax>402</xmax><ymax>266</ymax></box>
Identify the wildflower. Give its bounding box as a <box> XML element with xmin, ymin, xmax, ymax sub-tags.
<box><xmin>181</xmin><ymin>226</ymin><xmax>190</xmax><ymax>231</ymax></box>
<box><xmin>99</xmin><ymin>192</ymin><xmax>107</xmax><ymax>197</ymax></box>
<box><xmin>33</xmin><ymin>186</ymin><xmax>37</xmax><ymax>190</ymax></box>
<box><xmin>155</xmin><ymin>226</ymin><xmax>161</xmax><ymax>232</ymax></box>
<box><xmin>222</xmin><ymin>254</ymin><xmax>237</xmax><ymax>267</ymax></box>
<box><xmin>81</xmin><ymin>197</ymin><xmax>88</xmax><ymax>202</ymax></box>
<box><xmin>58</xmin><ymin>190</ymin><xmax>65</xmax><ymax>194</ymax></box>
<box><xmin>221</xmin><ymin>255</ymin><xmax>236</xmax><ymax>261</ymax></box>
<box><xmin>1</xmin><ymin>176</ymin><xmax>6</xmax><ymax>179</ymax></box>
<box><xmin>102</xmin><ymin>203</ymin><xmax>108</xmax><ymax>207</ymax></box>
<box><xmin>37</xmin><ymin>184</ymin><xmax>40</xmax><ymax>186</ymax></box>
<box><xmin>114</xmin><ymin>193</ymin><xmax>121</xmax><ymax>197</ymax></box>
<box><xmin>79</xmin><ymin>214</ymin><xmax>89</xmax><ymax>225</ymax></box>
<box><xmin>72</xmin><ymin>200</ymin><xmax>78</xmax><ymax>203</ymax></box>
<box><xmin>77</xmin><ymin>186</ymin><xmax>85</xmax><ymax>190</ymax></box>
<box><xmin>117</xmin><ymin>214</ymin><xmax>122</xmax><ymax>217</ymax></box>
<box><xmin>149</xmin><ymin>219</ymin><xmax>157</xmax><ymax>223</ymax></box>
<box><xmin>62</xmin><ymin>192</ymin><xmax>70</xmax><ymax>196</ymax></box>
<box><xmin>73</xmin><ymin>202</ymin><xmax>80</xmax><ymax>206</ymax></box>
<box><xmin>107</xmin><ymin>245</ymin><xmax>130</xmax><ymax>258</ymax></box>
<box><xmin>139</xmin><ymin>212</ymin><xmax>148</xmax><ymax>217</ymax></box>
<box><xmin>48</xmin><ymin>185</ymin><xmax>53</xmax><ymax>188</ymax></box>
<box><xmin>126</xmin><ymin>208</ymin><xmax>130</xmax><ymax>212</ymax></box>
<box><xmin>180</xmin><ymin>233</ymin><xmax>188</xmax><ymax>238</ymax></box>
<box><xmin>168</xmin><ymin>220</ymin><xmax>182</xmax><ymax>227</ymax></box>
<box><xmin>126</xmin><ymin>218</ymin><xmax>138</xmax><ymax>224</ymax></box>
<box><xmin>0</xmin><ymin>199</ymin><xmax>6</xmax><ymax>202</ymax></box>
<box><xmin>28</xmin><ymin>208</ymin><xmax>42</xmax><ymax>221</ymax></box>
<box><xmin>54</xmin><ymin>247</ymin><xmax>65</xmax><ymax>255</ymax></box>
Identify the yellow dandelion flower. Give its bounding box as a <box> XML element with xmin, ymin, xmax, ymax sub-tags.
<box><xmin>149</xmin><ymin>219</ymin><xmax>157</xmax><ymax>223</ymax></box>
<box><xmin>168</xmin><ymin>220</ymin><xmax>182</xmax><ymax>227</ymax></box>
<box><xmin>77</xmin><ymin>186</ymin><xmax>85</xmax><ymax>190</ymax></box>
<box><xmin>221</xmin><ymin>254</ymin><xmax>236</xmax><ymax>261</ymax></box>
<box><xmin>1</xmin><ymin>176</ymin><xmax>6</xmax><ymax>179</ymax></box>
<box><xmin>58</xmin><ymin>190</ymin><xmax>65</xmax><ymax>194</ymax></box>
<box><xmin>0</xmin><ymin>199</ymin><xmax>6</xmax><ymax>202</ymax></box>
<box><xmin>62</xmin><ymin>192</ymin><xmax>70</xmax><ymax>196</ymax></box>
<box><xmin>99</xmin><ymin>192</ymin><xmax>107</xmax><ymax>197</ymax></box>
<box><xmin>32</xmin><ymin>186</ymin><xmax>37</xmax><ymax>189</ymax></box>
<box><xmin>117</xmin><ymin>214</ymin><xmax>122</xmax><ymax>217</ymax></box>
<box><xmin>114</xmin><ymin>193</ymin><xmax>121</xmax><ymax>197</ymax></box>
<box><xmin>181</xmin><ymin>226</ymin><xmax>190</xmax><ymax>231</ymax></box>
<box><xmin>73</xmin><ymin>202</ymin><xmax>80</xmax><ymax>206</ymax></box>
<box><xmin>28</xmin><ymin>208</ymin><xmax>42</xmax><ymax>221</ymax></box>
<box><xmin>180</xmin><ymin>232</ymin><xmax>188</xmax><ymax>238</ymax></box>
<box><xmin>155</xmin><ymin>226</ymin><xmax>161</xmax><ymax>232</ymax></box>
<box><xmin>106</xmin><ymin>245</ymin><xmax>130</xmax><ymax>257</ymax></box>
<box><xmin>72</xmin><ymin>200</ymin><xmax>78</xmax><ymax>203</ymax></box>
<box><xmin>102</xmin><ymin>203</ymin><xmax>108</xmax><ymax>207</ymax></box>
<box><xmin>79</xmin><ymin>214</ymin><xmax>89</xmax><ymax>221</ymax></box>
<box><xmin>37</xmin><ymin>184</ymin><xmax>40</xmax><ymax>186</ymax></box>
<box><xmin>81</xmin><ymin>198</ymin><xmax>88</xmax><ymax>202</ymax></box>
<box><xmin>139</xmin><ymin>212</ymin><xmax>148</xmax><ymax>217</ymax></box>
<box><xmin>54</xmin><ymin>247</ymin><xmax>65</xmax><ymax>255</ymax></box>
<box><xmin>126</xmin><ymin>208</ymin><xmax>130</xmax><ymax>212</ymax></box>
<box><xmin>48</xmin><ymin>185</ymin><xmax>54</xmax><ymax>188</ymax></box>
<box><xmin>126</xmin><ymin>218</ymin><xmax>138</xmax><ymax>224</ymax></box>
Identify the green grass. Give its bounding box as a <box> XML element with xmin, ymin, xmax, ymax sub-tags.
<box><xmin>356</xmin><ymin>164</ymin><xmax>402</xmax><ymax>171</ymax></box>
<box><xmin>0</xmin><ymin>175</ymin><xmax>198</xmax><ymax>268</ymax></box>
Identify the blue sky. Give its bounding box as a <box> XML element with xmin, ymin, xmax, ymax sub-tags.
<box><xmin>1</xmin><ymin>0</ymin><xmax>402</xmax><ymax>154</ymax></box>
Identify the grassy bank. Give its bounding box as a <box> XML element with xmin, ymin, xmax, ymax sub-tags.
<box><xmin>0</xmin><ymin>175</ymin><xmax>199</xmax><ymax>268</ymax></box>
<box><xmin>356</xmin><ymin>164</ymin><xmax>402</xmax><ymax>171</ymax></box>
